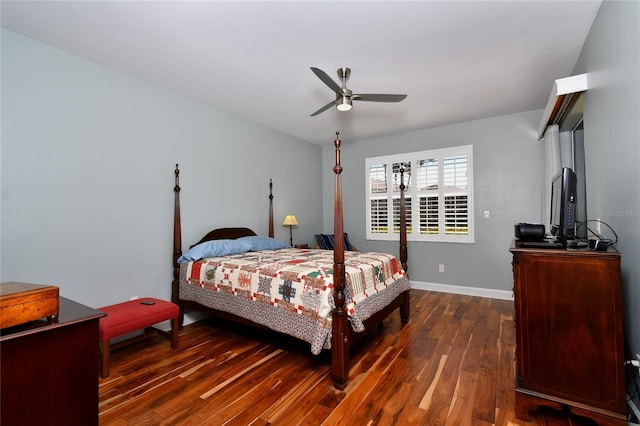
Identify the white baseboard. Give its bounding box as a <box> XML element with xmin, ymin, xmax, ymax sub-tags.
<box><xmin>410</xmin><ymin>280</ymin><xmax>513</xmax><ymax>301</ymax></box>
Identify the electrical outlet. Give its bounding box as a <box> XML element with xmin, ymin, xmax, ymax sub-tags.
<box><xmin>439</xmin><ymin>264</ymin><xmax>445</xmax><ymax>272</ymax></box>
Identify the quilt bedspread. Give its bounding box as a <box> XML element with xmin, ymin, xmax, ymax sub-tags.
<box><xmin>179</xmin><ymin>248</ymin><xmax>410</xmax><ymax>354</ymax></box>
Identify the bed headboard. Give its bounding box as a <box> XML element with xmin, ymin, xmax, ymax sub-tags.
<box><xmin>190</xmin><ymin>227</ymin><xmax>257</xmax><ymax>248</ymax></box>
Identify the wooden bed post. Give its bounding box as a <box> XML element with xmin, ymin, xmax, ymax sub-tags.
<box><xmin>172</xmin><ymin>164</ymin><xmax>184</xmax><ymax>324</ymax></box>
<box><xmin>399</xmin><ymin>167</ymin><xmax>410</xmax><ymax>323</ymax></box>
<box><xmin>399</xmin><ymin>167</ymin><xmax>408</xmax><ymax>274</ymax></box>
<box><xmin>331</xmin><ymin>131</ymin><xmax>349</xmax><ymax>390</ymax></box>
<box><xmin>268</xmin><ymin>179</ymin><xmax>274</xmax><ymax>238</ymax></box>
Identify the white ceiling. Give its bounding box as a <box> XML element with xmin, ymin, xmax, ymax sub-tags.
<box><xmin>1</xmin><ymin>1</ymin><xmax>601</xmax><ymax>145</ymax></box>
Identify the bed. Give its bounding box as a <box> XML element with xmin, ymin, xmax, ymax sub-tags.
<box><xmin>171</xmin><ymin>132</ymin><xmax>410</xmax><ymax>390</ymax></box>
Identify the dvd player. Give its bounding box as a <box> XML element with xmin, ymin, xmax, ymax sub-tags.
<box><xmin>517</xmin><ymin>240</ymin><xmax>563</xmax><ymax>249</ymax></box>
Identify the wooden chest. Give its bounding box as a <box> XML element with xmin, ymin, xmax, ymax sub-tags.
<box><xmin>0</xmin><ymin>282</ymin><xmax>59</xmax><ymax>329</ymax></box>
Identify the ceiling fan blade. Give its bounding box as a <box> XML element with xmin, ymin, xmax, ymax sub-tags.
<box><xmin>352</xmin><ymin>94</ymin><xmax>407</xmax><ymax>102</ymax></box>
<box><xmin>310</xmin><ymin>99</ymin><xmax>336</xmax><ymax>116</ymax></box>
<box><xmin>311</xmin><ymin>67</ymin><xmax>342</xmax><ymax>94</ymax></box>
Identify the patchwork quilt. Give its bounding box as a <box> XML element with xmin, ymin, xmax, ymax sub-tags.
<box><xmin>179</xmin><ymin>248</ymin><xmax>410</xmax><ymax>354</ymax></box>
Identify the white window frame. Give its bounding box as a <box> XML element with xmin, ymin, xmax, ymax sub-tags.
<box><xmin>366</xmin><ymin>145</ymin><xmax>474</xmax><ymax>243</ymax></box>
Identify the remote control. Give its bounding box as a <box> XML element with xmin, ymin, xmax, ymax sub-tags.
<box><xmin>140</xmin><ymin>300</ymin><xmax>155</xmax><ymax>305</ymax></box>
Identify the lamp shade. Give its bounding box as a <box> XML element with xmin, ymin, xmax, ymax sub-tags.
<box><xmin>282</xmin><ymin>215</ymin><xmax>298</xmax><ymax>226</ymax></box>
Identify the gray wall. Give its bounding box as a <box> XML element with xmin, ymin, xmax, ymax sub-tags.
<box><xmin>322</xmin><ymin>110</ymin><xmax>545</xmax><ymax>296</ymax></box>
<box><xmin>573</xmin><ymin>0</ymin><xmax>640</xmax><ymax>365</ymax></box>
<box><xmin>1</xmin><ymin>29</ymin><xmax>323</xmax><ymax>310</ymax></box>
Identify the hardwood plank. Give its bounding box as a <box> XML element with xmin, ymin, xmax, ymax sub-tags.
<box><xmin>349</xmin><ymin>355</ymin><xmax>410</xmax><ymax>423</ymax></box>
<box><xmin>473</xmin><ymin>367</ymin><xmax>497</xmax><ymax>423</ymax></box>
<box><xmin>203</xmin><ymin>375</ymin><xmax>284</xmax><ymax>425</ymax></box>
<box><xmin>421</xmin><ymin>347</ymin><xmax>466</xmax><ymax>424</ymax></box>
<box><xmin>99</xmin><ymin>289</ymin><xmax>589</xmax><ymax>425</ymax></box>
<box><xmin>443</xmin><ymin>370</ymin><xmax>478</xmax><ymax>425</ymax></box>
<box><xmin>373</xmin><ymin>381</ymin><xmax>415</xmax><ymax>425</ymax></box>
<box><xmin>395</xmin><ymin>403</ymin><xmax>427</xmax><ymax>425</ymax></box>
<box><xmin>260</xmin><ymin>364</ymin><xmax>333</xmax><ymax>424</ymax></box>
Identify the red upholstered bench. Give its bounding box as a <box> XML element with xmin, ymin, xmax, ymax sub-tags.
<box><xmin>98</xmin><ymin>297</ymin><xmax>179</xmax><ymax>378</ymax></box>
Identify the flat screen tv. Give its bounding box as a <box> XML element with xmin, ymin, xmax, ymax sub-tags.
<box><xmin>550</xmin><ymin>167</ymin><xmax>577</xmax><ymax>245</ymax></box>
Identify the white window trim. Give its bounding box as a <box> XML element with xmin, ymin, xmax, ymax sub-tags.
<box><xmin>365</xmin><ymin>145</ymin><xmax>474</xmax><ymax>243</ymax></box>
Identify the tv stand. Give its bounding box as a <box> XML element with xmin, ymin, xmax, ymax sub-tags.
<box><xmin>509</xmin><ymin>242</ymin><xmax>626</xmax><ymax>425</ymax></box>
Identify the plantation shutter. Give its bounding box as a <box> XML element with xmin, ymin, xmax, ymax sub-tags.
<box><xmin>366</xmin><ymin>145</ymin><xmax>473</xmax><ymax>243</ymax></box>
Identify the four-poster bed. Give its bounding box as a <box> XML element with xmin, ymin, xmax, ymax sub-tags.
<box><xmin>172</xmin><ymin>132</ymin><xmax>410</xmax><ymax>389</ymax></box>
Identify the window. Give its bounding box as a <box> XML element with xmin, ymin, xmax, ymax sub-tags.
<box><xmin>366</xmin><ymin>145</ymin><xmax>474</xmax><ymax>243</ymax></box>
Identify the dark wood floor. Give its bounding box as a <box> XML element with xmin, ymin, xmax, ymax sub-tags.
<box><xmin>99</xmin><ymin>290</ymin><xmax>602</xmax><ymax>425</ymax></box>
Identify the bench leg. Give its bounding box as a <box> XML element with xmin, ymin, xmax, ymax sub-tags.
<box><xmin>101</xmin><ymin>339</ymin><xmax>110</xmax><ymax>379</ymax></box>
<box><xmin>170</xmin><ymin>317</ymin><xmax>179</xmax><ymax>349</ymax></box>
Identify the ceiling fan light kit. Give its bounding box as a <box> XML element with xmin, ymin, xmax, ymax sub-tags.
<box><xmin>336</xmin><ymin>95</ymin><xmax>352</xmax><ymax>111</ymax></box>
<box><xmin>310</xmin><ymin>67</ymin><xmax>406</xmax><ymax>116</ymax></box>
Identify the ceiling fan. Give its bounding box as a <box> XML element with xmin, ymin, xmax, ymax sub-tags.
<box><xmin>310</xmin><ymin>67</ymin><xmax>407</xmax><ymax>116</ymax></box>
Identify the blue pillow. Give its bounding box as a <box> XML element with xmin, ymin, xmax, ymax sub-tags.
<box><xmin>237</xmin><ymin>235</ymin><xmax>288</xmax><ymax>251</ymax></box>
<box><xmin>177</xmin><ymin>239</ymin><xmax>253</xmax><ymax>263</ymax></box>
<box><xmin>314</xmin><ymin>233</ymin><xmax>354</xmax><ymax>251</ymax></box>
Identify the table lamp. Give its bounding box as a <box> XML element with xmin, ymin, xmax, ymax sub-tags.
<box><xmin>282</xmin><ymin>215</ymin><xmax>298</xmax><ymax>246</ymax></box>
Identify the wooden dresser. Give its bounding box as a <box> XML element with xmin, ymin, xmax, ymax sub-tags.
<box><xmin>510</xmin><ymin>242</ymin><xmax>626</xmax><ymax>425</ymax></box>
<box><xmin>1</xmin><ymin>296</ymin><xmax>105</xmax><ymax>426</ymax></box>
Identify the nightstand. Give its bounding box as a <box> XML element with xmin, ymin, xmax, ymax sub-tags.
<box><xmin>294</xmin><ymin>244</ymin><xmax>309</xmax><ymax>248</ymax></box>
